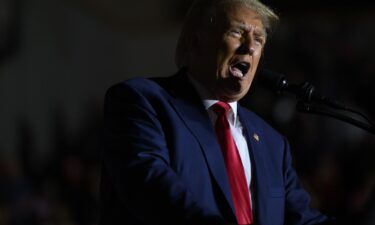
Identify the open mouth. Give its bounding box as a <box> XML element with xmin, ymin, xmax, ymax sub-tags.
<box><xmin>229</xmin><ymin>61</ymin><xmax>250</xmax><ymax>78</ymax></box>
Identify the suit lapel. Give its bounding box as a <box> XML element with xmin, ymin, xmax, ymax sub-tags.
<box><xmin>238</xmin><ymin>106</ymin><xmax>269</xmax><ymax>224</ymax></box>
<box><xmin>164</xmin><ymin>71</ymin><xmax>236</xmax><ymax>221</ymax></box>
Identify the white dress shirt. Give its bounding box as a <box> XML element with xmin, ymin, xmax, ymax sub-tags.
<box><xmin>188</xmin><ymin>75</ymin><xmax>252</xmax><ymax>189</ymax></box>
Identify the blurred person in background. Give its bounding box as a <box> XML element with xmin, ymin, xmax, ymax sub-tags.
<box><xmin>99</xmin><ymin>0</ymin><xmax>336</xmax><ymax>224</ymax></box>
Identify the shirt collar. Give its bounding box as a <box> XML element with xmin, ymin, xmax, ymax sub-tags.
<box><xmin>188</xmin><ymin>74</ymin><xmax>238</xmax><ymax>124</ymax></box>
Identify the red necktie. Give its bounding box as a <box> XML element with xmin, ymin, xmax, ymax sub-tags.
<box><xmin>212</xmin><ymin>101</ymin><xmax>253</xmax><ymax>225</ymax></box>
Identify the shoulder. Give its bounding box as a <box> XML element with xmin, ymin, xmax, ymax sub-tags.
<box><xmin>105</xmin><ymin>69</ymin><xmax>191</xmax><ymax>103</ymax></box>
<box><xmin>105</xmin><ymin>75</ymin><xmax>175</xmax><ymax>101</ymax></box>
<box><xmin>107</xmin><ymin>76</ymin><xmax>161</xmax><ymax>94</ymax></box>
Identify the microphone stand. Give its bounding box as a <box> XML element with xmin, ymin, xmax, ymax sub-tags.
<box><xmin>296</xmin><ymin>101</ymin><xmax>375</xmax><ymax>135</ymax></box>
<box><xmin>289</xmin><ymin>82</ymin><xmax>375</xmax><ymax>135</ymax></box>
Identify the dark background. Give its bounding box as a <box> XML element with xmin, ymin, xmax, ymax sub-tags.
<box><xmin>0</xmin><ymin>0</ymin><xmax>374</xmax><ymax>224</ymax></box>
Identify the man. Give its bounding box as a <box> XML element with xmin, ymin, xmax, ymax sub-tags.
<box><xmin>100</xmin><ymin>0</ymin><xmax>331</xmax><ymax>224</ymax></box>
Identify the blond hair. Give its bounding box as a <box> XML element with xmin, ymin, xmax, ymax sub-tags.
<box><xmin>175</xmin><ymin>0</ymin><xmax>279</xmax><ymax>68</ymax></box>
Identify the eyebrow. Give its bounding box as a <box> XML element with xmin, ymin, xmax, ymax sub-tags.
<box><xmin>230</xmin><ymin>21</ymin><xmax>266</xmax><ymax>36</ymax></box>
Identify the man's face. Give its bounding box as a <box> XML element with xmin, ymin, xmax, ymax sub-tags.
<box><xmin>190</xmin><ymin>4</ymin><xmax>265</xmax><ymax>102</ymax></box>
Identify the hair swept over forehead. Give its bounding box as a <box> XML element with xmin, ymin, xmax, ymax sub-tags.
<box><xmin>175</xmin><ymin>0</ymin><xmax>279</xmax><ymax>68</ymax></box>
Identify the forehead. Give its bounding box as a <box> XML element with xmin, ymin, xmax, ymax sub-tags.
<box><xmin>217</xmin><ymin>3</ymin><xmax>264</xmax><ymax>31</ymax></box>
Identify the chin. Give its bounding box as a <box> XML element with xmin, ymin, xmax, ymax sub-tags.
<box><xmin>219</xmin><ymin>91</ymin><xmax>246</xmax><ymax>102</ymax></box>
<box><xmin>225</xmin><ymin>85</ymin><xmax>250</xmax><ymax>100</ymax></box>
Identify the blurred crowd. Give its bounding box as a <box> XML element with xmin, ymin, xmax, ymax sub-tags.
<box><xmin>0</xmin><ymin>107</ymin><xmax>101</xmax><ymax>225</ymax></box>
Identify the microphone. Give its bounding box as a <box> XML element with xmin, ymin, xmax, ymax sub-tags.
<box><xmin>256</xmin><ymin>68</ymin><xmax>375</xmax><ymax>134</ymax></box>
<box><xmin>257</xmin><ymin>68</ymin><xmax>347</xmax><ymax>110</ymax></box>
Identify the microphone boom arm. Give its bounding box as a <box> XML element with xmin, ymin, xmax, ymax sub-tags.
<box><xmin>296</xmin><ymin>102</ymin><xmax>375</xmax><ymax>135</ymax></box>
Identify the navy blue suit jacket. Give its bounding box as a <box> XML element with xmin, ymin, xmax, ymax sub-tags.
<box><xmin>100</xmin><ymin>69</ymin><xmax>328</xmax><ymax>225</ymax></box>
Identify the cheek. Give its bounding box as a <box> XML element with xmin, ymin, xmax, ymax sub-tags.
<box><xmin>218</xmin><ymin>40</ymin><xmax>240</xmax><ymax>67</ymax></box>
<box><xmin>253</xmin><ymin>49</ymin><xmax>263</xmax><ymax>60</ymax></box>
<box><xmin>221</xmin><ymin>36</ymin><xmax>240</xmax><ymax>53</ymax></box>
<box><xmin>225</xmin><ymin>39</ymin><xmax>241</xmax><ymax>54</ymax></box>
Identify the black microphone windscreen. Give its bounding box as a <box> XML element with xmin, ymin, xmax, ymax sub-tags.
<box><xmin>257</xmin><ymin>68</ymin><xmax>287</xmax><ymax>91</ymax></box>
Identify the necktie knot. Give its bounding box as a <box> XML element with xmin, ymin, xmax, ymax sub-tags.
<box><xmin>211</xmin><ymin>101</ymin><xmax>231</xmax><ymax>116</ymax></box>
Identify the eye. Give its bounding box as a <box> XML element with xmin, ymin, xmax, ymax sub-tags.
<box><xmin>229</xmin><ymin>28</ymin><xmax>243</xmax><ymax>38</ymax></box>
<box><xmin>254</xmin><ymin>36</ymin><xmax>265</xmax><ymax>46</ymax></box>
